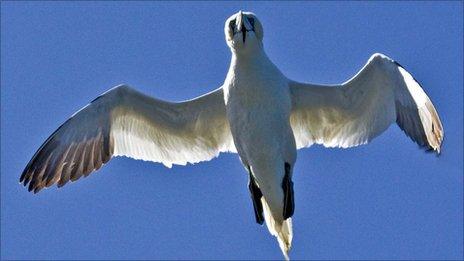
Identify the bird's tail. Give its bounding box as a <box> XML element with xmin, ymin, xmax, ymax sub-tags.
<box><xmin>261</xmin><ymin>197</ymin><xmax>293</xmax><ymax>260</ymax></box>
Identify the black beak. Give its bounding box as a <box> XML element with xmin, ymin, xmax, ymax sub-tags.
<box><xmin>241</xmin><ymin>21</ymin><xmax>246</xmax><ymax>43</ymax></box>
<box><xmin>232</xmin><ymin>11</ymin><xmax>254</xmax><ymax>44</ymax></box>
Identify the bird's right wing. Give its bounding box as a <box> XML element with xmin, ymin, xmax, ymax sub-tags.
<box><xmin>21</xmin><ymin>85</ymin><xmax>236</xmax><ymax>192</ymax></box>
<box><xmin>289</xmin><ymin>53</ymin><xmax>443</xmax><ymax>152</ymax></box>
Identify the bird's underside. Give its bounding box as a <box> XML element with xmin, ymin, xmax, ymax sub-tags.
<box><xmin>20</xmin><ymin>10</ymin><xmax>443</xmax><ymax>261</ymax></box>
<box><xmin>20</xmin><ymin>53</ymin><xmax>444</xmax><ymax>190</ymax></box>
<box><xmin>247</xmin><ymin>162</ymin><xmax>295</xmax><ymax>225</ymax></box>
<box><xmin>19</xmin><ymin>53</ymin><xmax>444</xmax><ymax>259</ymax></box>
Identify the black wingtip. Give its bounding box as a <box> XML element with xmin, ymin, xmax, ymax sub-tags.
<box><xmin>19</xmin><ymin>166</ymin><xmax>29</xmax><ymax>183</ymax></box>
<box><xmin>419</xmin><ymin>145</ymin><xmax>441</xmax><ymax>158</ymax></box>
<box><xmin>27</xmin><ymin>182</ymin><xmax>34</xmax><ymax>192</ymax></box>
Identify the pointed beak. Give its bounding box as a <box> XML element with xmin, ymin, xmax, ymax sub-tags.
<box><xmin>237</xmin><ymin>11</ymin><xmax>246</xmax><ymax>43</ymax></box>
<box><xmin>232</xmin><ymin>11</ymin><xmax>254</xmax><ymax>44</ymax></box>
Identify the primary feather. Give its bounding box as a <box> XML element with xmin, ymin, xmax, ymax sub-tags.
<box><xmin>20</xmin><ymin>85</ymin><xmax>235</xmax><ymax>193</ymax></box>
<box><xmin>290</xmin><ymin>53</ymin><xmax>443</xmax><ymax>152</ymax></box>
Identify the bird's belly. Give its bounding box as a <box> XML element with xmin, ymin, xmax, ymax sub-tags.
<box><xmin>228</xmin><ymin>102</ymin><xmax>296</xmax><ymax>222</ymax></box>
<box><xmin>231</xmin><ymin>110</ymin><xmax>284</xmax><ymax>159</ymax></box>
<box><xmin>225</xmin><ymin>78</ymin><xmax>297</xmax><ymax>224</ymax></box>
<box><xmin>226</xmin><ymin>88</ymin><xmax>296</xmax><ymax>169</ymax></box>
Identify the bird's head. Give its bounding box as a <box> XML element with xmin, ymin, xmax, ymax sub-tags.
<box><xmin>225</xmin><ymin>11</ymin><xmax>263</xmax><ymax>53</ymax></box>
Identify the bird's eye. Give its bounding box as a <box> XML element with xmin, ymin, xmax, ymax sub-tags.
<box><xmin>248</xmin><ymin>17</ymin><xmax>255</xmax><ymax>27</ymax></box>
<box><xmin>229</xmin><ymin>18</ymin><xmax>236</xmax><ymax>32</ymax></box>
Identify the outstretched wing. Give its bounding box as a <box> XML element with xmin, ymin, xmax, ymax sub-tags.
<box><xmin>289</xmin><ymin>53</ymin><xmax>443</xmax><ymax>152</ymax></box>
<box><xmin>21</xmin><ymin>85</ymin><xmax>235</xmax><ymax>193</ymax></box>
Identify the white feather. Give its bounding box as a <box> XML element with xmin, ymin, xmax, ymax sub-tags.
<box><xmin>289</xmin><ymin>53</ymin><xmax>443</xmax><ymax>152</ymax></box>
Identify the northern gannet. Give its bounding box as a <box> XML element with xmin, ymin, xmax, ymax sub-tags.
<box><xmin>20</xmin><ymin>11</ymin><xmax>444</xmax><ymax>260</ymax></box>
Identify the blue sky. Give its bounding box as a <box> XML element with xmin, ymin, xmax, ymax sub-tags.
<box><xmin>1</xmin><ymin>2</ymin><xmax>462</xmax><ymax>260</ymax></box>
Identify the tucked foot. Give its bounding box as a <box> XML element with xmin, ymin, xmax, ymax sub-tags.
<box><xmin>282</xmin><ymin>162</ymin><xmax>294</xmax><ymax>220</ymax></box>
<box><xmin>247</xmin><ymin>166</ymin><xmax>264</xmax><ymax>225</ymax></box>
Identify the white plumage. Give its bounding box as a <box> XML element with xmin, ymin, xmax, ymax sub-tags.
<box><xmin>290</xmin><ymin>53</ymin><xmax>442</xmax><ymax>151</ymax></box>
<box><xmin>21</xmin><ymin>11</ymin><xmax>443</xmax><ymax>260</ymax></box>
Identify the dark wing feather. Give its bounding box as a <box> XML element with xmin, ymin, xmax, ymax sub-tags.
<box><xmin>21</xmin><ymin>85</ymin><xmax>235</xmax><ymax>193</ymax></box>
<box><xmin>290</xmin><ymin>53</ymin><xmax>443</xmax><ymax>153</ymax></box>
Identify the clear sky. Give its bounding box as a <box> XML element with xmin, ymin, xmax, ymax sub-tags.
<box><xmin>1</xmin><ymin>1</ymin><xmax>462</xmax><ymax>260</ymax></box>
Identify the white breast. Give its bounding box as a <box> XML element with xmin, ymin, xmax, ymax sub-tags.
<box><xmin>223</xmin><ymin>52</ymin><xmax>296</xmax><ymax>167</ymax></box>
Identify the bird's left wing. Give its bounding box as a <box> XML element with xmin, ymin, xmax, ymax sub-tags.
<box><xmin>289</xmin><ymin>53</ymin><xmax>443</xmax><ymax>152</ymax></box>
<box><xmin>21</xmin><ymin>85</ymin><xmax>236</xmax><ymax>193</ymax></box>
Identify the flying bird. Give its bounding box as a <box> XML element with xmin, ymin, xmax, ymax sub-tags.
<box><xmin>20</xmin><ymin>11</ymin><xmax>444</xmax><ymax>260</ymax></box>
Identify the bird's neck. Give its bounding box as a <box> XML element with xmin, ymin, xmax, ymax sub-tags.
<box><xmin>228</xmin><ymin>47</ymin><xmax>275</xmax><ymax>75</ymax></box>
<box><xmin>232</xmin><ymin>44</ymin><xmax>267</xmax><ymax>61</ymax></box>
